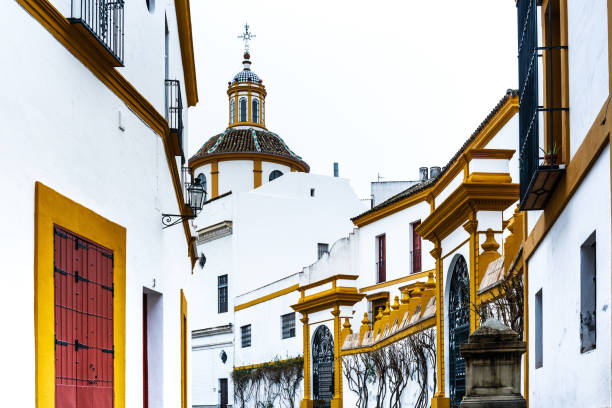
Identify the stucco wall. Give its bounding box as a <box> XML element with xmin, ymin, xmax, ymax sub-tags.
<box><xmin>1</xmin><ymin>2</ymin><xmax>194</xmax><ymax>407</ymax></box>
<box><xmin>528</xmin><ymin>146</ymin><xmax>611</xmax><ymax>407</ymax></box>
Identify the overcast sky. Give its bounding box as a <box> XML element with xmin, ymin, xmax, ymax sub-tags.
<box><xmin>188</xmin><ymin>0</ymin><xmax>518</xmax><ymax>198</ymax></box>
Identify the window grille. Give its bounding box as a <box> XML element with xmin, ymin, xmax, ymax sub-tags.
<box><xmin>53</xmin><ymin>225</ymin><xmax>114</xmax><ymax>407</ymax></box>
<box><xmin>317</xmin><ymin>243</ymin><xmax>329</xmax><ymax>260</ymax></box>
<box><xmin>281</xmin><ymin>313</ymin><xmax>296</xmax><ymax>339</ymax></box>
<box><xmin>218</xmin><ymin>275</ymin><xmax>228</xmax><ymax>314</ymax></box>
<box><xmin>165</xmin><ymin>79</ymin><xmax>184</xmax><ymax>158</ymax></box>
<box><xmin>241</xmin><ymin>325</ymin><xmax>251</xmax><ymax>348</ymax></box>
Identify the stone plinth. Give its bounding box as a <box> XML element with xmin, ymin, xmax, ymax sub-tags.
<box><xmin>459</xmin><ymin>319</ymin><xmax>526</xmax><ymax>408</ymax></box>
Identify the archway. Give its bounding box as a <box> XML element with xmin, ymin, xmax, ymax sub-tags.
<box><xmin>448</xmin><ymin>255</ymin><xmax>470</xmax><ymax>408</ymax></box>
<box><xmin>312</xmin><ymin>325</ymin><xmax>334</xmax><ymax>408</ymax></box>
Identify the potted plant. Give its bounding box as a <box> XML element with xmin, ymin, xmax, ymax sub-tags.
<box><xmin>539</xmin><ymin>144</ymin><xmax>559</xmax><ymax>166</ymax></box>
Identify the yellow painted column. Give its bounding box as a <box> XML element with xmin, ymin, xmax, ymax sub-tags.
<box><xmin>463</xmin><ymin>217</ymin><xmax>479</xmax><ymax>333</ymax></box>
<box><xmin>300</xmin><ymin>313</ymin><xmax>313</xmax><ymax>408</ymax></box>
<box><xmin>253</xmin><ymin>160</ymin><xmax>262</xmax><ymax>188</ymax></box>
<box><xmin>430</xmin><ymin>243</ymin><xmax>450</xmax><ymax>408</ymax></box>
<box><xmin>211</xmin><ymin>161</ymin><xmax>219</xmax><ymax>198</ymax></box>
<box><xmin>331</xmin><ymin>306</ymin><xmax>343</xmax><ymax>408</ymax></box>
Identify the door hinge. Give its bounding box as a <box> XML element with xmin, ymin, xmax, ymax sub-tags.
<box><xmin>74</xmin><ymin>339</ymin><xmax>89</xmax><ymax>352</ymax></box>
<box><xmin>54</xmin><ymin>228</ymin><xmax>68</xmax><ymax>239</ymax></box>
<box><xmin>54</xmin><ymin>265</ymin><xmax>68</xmax><ymax>276</ymax></box>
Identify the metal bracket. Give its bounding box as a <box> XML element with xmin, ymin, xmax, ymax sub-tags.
<box><xmin>161</xmin><ymin>213</ymin><xmax>193</xmax><ymax>229</ymax></box>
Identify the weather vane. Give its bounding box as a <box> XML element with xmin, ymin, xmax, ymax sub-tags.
<box><xmin>238</xmin><ymin>22</ymin><xmax>256</xmax><ymax>54</ymax></box>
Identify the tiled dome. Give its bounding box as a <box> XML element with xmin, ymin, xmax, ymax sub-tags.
<box><xmin>189</xmin><ymin>128</ymin><xmax>309</xmax><ymax>171</ymax></box>
<box><xmin>232</xmin><ymin>70</ymin><xmax>260</xmax><ymax>83</ymax></box>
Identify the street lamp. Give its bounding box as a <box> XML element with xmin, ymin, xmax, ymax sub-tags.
<box><xmin>161</xmin><ymin>173</ymin><xmax>207</xmax><ymax>228</ymax></box>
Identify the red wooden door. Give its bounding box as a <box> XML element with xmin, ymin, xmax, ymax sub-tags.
<box><xmin>412</xmin><ymin>221</ymin><xmax>422</xmax><ymax>273</ymax></box>
<box><xmin>54</xmin><ymin>225</ymin><xmax>114</xmax><ymax>408</ymax></box>
<box><xmin>377</xmin><ymin>234</ymin><xmax>386</xmax><ymax>282</ymax></box>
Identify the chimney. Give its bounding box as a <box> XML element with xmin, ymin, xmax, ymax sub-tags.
<box><xmin>430</xmin><ymin>166</ymin><xmax>441</xmax><ymax>179</ymax></box>
<box><xmin>333</xmin><ymin>162</ymin><xmax>339</xmax><ymax>177</ymax></box>
<box><xmin>419</xmin><ymin>167</ymin><xmax>429</xmax><ymax>182</ymax></box>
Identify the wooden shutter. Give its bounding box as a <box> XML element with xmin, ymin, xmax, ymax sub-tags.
<box><xmin>54</xmin><ymin>225</ymin><xmax>114</xmax><ymax>408</ymax></box>
<box><xmin>412</xmin><ymin>221</ymin><xmax>422</xmax><ymax>273</ymax></box>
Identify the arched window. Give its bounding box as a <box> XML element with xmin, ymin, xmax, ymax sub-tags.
<box><xmin>230</xmin><ymin>99</ymin><xmax>235</xmax><ymax>124</ymax></box>
<box><xmin>196</xmin><ymin>173</ymin><xmax>207</xmax><ymax>195</ymax></box>
<box><xmin>269</xmin><ymin>170</ymin><xmax>283</xmax><ymax>181</ymax></box>
<box><xmin>239</xmin><ymin>97</ymin><xmax>247</xmax><ymax>122</ymax></box>
<box><xmin>252</xmin><ymin>99</ymin><xmax>259</xmax><ymax>123</ymax></box>
<box><xmin>146</xmin><ymin>0</ymin><xmax>155</xmax><ymax>12</ymax></box>
<box><xmin>449</xmin><ymin>255</ymin><xmax>470</xmax><ymax>407</ymax></box>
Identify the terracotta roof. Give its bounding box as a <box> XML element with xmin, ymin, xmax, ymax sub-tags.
<box><xmin>352</xmin><ymin>89</ymin><xmax>519</xmax><ymax>222</ymax></box>
<box><xmin>189</xmin><ymin>128</ymin><xmax>309</xmax><ymax>171</ymax></box>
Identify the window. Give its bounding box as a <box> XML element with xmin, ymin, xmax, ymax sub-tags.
<box><xmin>197</xmin><ymin>173</ymin><xmax>207</xmax><ymax>195</ymax></box>
<box><xmin>218</xmin><ymin>275</ymin><xmax>228</xmax><ymax>313</ymax></box>
<box><xmin>252</xmin><ymin>99</ymin><xmax>259</xmax><ymax>123</ymax></box>
<box><xmin>241</xmin><ymin>325</ymin><xmax>251</xmax><ymax>348</ymax></box>
<box><xmin>371</xmin><ymin>298</ymin><xmax>387</xmax><ymax>327</ymax></box>
<box><xmin>230</xmin><ymin>99</ymin><xmax>235</xmax><ymax>124</ymax></box>
<box><xmin>317</xmin><ymin>243</ymin><xmax>329</xmax><ymax>260</ymax></box>
<box><xmin>146</xmin><ymin>0</ymin><xmax>155</xmax><ymax>13</ymax></box>
<box><xmin>281</xmin><ymin>313</ymin><xmax>296</xmax><ymax>339</ymax></box>
<box><xmin>239</xmin><ymin>97</ymin><xmax>247</xmax><ymax>122</ymax></box>
<box><xmin>580</xmin><ymin>232</ymin><xmax>596</xmax><ymax>353</ymax></box>
<box><xmin>535</xmin><ymin>289</ymin><xmax>543</xmax><ymax>368</ymax></box>
<box><xmin>411</xmin><ymin>220</ymin><xmax>422</xmax><ymax>274</ymax></box>
<box><xmin>269</xmin><ymin>170</ymin><xmax>283</xmax><ymax>181</ymax></box>
<box><xmin>376</xmin><ymin>234</ymin><xmax>386</xmax><ymax>283</ymax></box>
<box><xmin>219</xmin><ymin>378</ymin><xmax>228</xmax><ymax>408</ymax></box>
<box><xmin>54</xmin><ymin>226</ymin><xmax>114</xmax><ymax>407</ymax></box>
<box><xmin>310</xmin><ymin>188</ymin><xmax>315</xmax><ymax>197</ymax></box>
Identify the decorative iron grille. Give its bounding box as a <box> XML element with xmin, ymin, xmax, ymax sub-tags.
<box><xmin>241</xmin><ymin>325</ymin><xmax>251</xmax><ymax>348</ymax></box>
<box><xmin>281</xmin><ymin>312</ymin><xmax>296</xmax><ymax>339</ymax></box>
<box><xmin>218</xmin><ymin>275</ymin><xmax>228</xmax><ymax>314</ymax></box>
<box><xmin>312</xmin><ymin>325</ymin><xmax>334</xmax><ymax>406</ymax></box>
<box><xmin>517</xmin><ymin>0</ymin><xmax>539</xmax><ymax>206</ymax></box>
<box><xmin>166</xmin><ymin>79</ymin><xmax>184</xmax><ymax>149</ymax></box>
<box><xmin>449</xmin><ymin>256</ymin><xmax>470</xmax><ymax>408</ymax></box>
<box><xmin>70</xmin><ymin>0</ymin><xmax>124</xmax><ymax>64</ymax></box>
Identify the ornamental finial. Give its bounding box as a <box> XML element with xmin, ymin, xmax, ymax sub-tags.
<box><xmin>237</xmin><ymin>22</ymin><xmax>256</xmax><ymax>55</ymax></box>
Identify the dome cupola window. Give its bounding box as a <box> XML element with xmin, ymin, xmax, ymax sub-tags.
<box><xmin>269</xmin><ymin>170</ymin><xmax>283</xmax><ymax>181</ymax></box>
<box><xmin>239</xmin><ymin>97</ymin><xmax>247</xmax><ymax>122</ymax></box>
<box><xmin>230</xmin><ymin>99</ymin><xmax>235</xmax><ymax>124</ymax></box>
<box><xmin>252</xmin><ymin>99</ymin><xmax>259</xmax><ymax>123</ymax></box>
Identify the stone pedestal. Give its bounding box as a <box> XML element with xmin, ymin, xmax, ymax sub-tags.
<box><xmin>459</xmin><ymin>319</ymin><xmax>526</xmax><ymax>408</ymax></box>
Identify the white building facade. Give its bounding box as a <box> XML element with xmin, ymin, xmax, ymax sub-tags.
<box><xmin>1</xmin><ymin>0</ymin><xmax>200</xmax><ymax>407</ymax></box>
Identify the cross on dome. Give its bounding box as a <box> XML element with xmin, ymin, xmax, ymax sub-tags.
<box><xmin>237</xmin><ymin>22</ymin><xmax>256</xmax><ymax>54</ymax></box>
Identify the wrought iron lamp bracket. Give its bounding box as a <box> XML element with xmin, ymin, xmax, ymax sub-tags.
<box><xmin>161</xmin><ymin>213</ymin><xmax>195</xmax><ymax>229</ymax></box>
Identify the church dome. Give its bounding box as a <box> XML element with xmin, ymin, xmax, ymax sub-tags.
<box><xmin>231</xmin><ymin>52</ymin><xmax>261</xmax><ymax>84</ymax></box>
<box><xmin>189</xmin><ymin>128</ymin><xmax>309</xmax><ymax>172</ymax></box>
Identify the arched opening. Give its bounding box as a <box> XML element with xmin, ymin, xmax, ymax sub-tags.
<box><xmin>269</xmin><ymin>170</ymin><xmax>283</xmax><ymax>181</ymax></box>
<box><xmin>230</xmin><ymin>99</ymin><xmax>235</xmax><ymax>124</ymax></box>
<box><xmin>196</xmin><ymin>173</ymin><xmax>207</xmax><ymax>195</ymax></box>
<box><xmin>145</xmin><ymin>0</ymin><xmax>155</xmax><ymax>12</ymax></box>
<box><xmin>239</xmin><ymin>97</ymin><xmax>247</xmax><ymax>122</ymax></box>
<box><xmin>311</xmin><ymin>325</ymin><xmax>334</xmax><ymax>406</ymax></box>
<box><xmin>448</xmin><ymin>255</ymin><xmax>470</xmax><ymax>408</ymax></box>
<box><xmin>252</xmin><ymin>98</ymin><xmax>259</xmax><ymax>123</ymax></box>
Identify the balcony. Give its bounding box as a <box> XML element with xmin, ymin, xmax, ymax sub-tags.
<box><xmin>517</xmin><ymin>0</ymin><xmax>567</xmax><ymax>210</ymax></box>
<box><xmin>165</xmin><ymin>79</ymin><xmax>184</xmax><ymax>160</ymax></box>
<box><xmin>69</xmin><ymin>0</ymin><xmax>124</xmax><ymax>66</ymax></box>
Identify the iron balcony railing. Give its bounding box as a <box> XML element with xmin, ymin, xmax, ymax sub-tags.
<box><xmin>517</xmin><ymin>0</ymin><xmax>567</xmax><ymax>210</ymax></box>
<box><xmin>70</xmin><ymin>0</ymin><xmax>124</xmax><ymax>64</ymax></box>
<box><xmin>166</xmin><ymin>79</ymin><xmax>184</xmax><ymax>158</ymax></box>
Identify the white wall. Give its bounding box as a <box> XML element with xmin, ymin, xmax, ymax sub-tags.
<box><xmin>0</xmin><ymin>2</ymin><xmax>194</xmax><ymax>407</ymax></box>
<box><xmin>528</xmin><ymin>146</ymin><xmax>611</xmax><ymax>407</ymax></box>
<box><xmin>261</xmin><ymin>161</ymin><xmax>291</xmax><ymax>186</ymax></box>
<box><xmin>218</xmin><ymin>160</ymin><xmax>254</xmax><ymax>195</ymax></box>
<box><xmin>567</xmin><ymin>0</ymin><xmax>609</xmax><ymax>160</ymax></box>
<box><xmin>192</xmin><ymin>330</ymin><xmax>234</xmax><ymax>408</ymax></box>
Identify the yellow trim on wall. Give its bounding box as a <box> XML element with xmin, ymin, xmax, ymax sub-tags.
<box><xmin>190</xmin><ymin>152</ymin><xmax>309</xmax><ymax>174</ymax></box>
<box><xmin>34</xmin><ymin>182</ymin><xmax>126</xmax><ymax>408</ymax></box>
<box><xmin>253</xmin><ymin>160</ymin><xmax>262</xmax><ymax>188</ymax></box>
<box><xmin>211</xmin><ymin>161</ymin><xmax>219</xmax><ymax>198</ymax></box>
<box><xmin>17</xmin><ymin>0</ymin><xmax>195</xmax><ymax>266</ymax></box>
<box><xmin>173</xmin><ymin>0</ymin><xmax>198</xmax><ymax>107</ymax></box>
<box><xmin>359</xmin><ymin>270</ymin><xmax>431</xmax><ymax>293</ymax></box>
<box><xmin>180</xmin><ymin>289</ymin><xmax>188</xmax><ymax>408</ymax></box>
<box><xmin>234</xmin><ymin>284</ymin><xmax>299</xmax><ymax>312</ymax></box>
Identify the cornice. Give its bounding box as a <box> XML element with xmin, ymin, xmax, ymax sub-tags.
<box><xmin>189</xmin><ymin>152</ymin><xmax>309</xmax><ymax>173</ymax></box>
<box><xmin>291</xmin><ymin>287</ymin><xmax>365</xmax><ymax>315</ymax></box>
<box><xmin>416</xmin><ymin>182</ymin><xmax>519</xmax><ymax>242</ymax></box>
<box><xmin>353</xmin><ymin>188</ymin><xmax>431</xmax><ymax>227</ymax></box>
<box><xmin>174</xmin><ymin>0</ymin><xmax>198</xmax><ymax>107</ymax></box>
